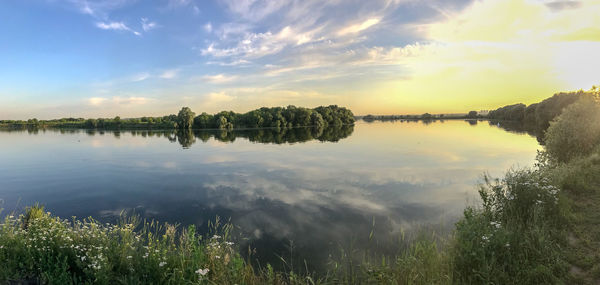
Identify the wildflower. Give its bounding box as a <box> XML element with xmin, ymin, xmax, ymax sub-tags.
<box><xmin>159</xmin><ymin>261</ymin><xmax>167</xmax><ymax>267</ymax></box>
<box><xmin>214</xmin><ymin>255</ymin><xmax>221</xmax><ymax>259</ymax></box>
<box><xmin>225</xmin><ymin>242</ymin><xmax>234</xmax><ymax>246</ymax></box>
<box><xmin>211</xmin><ymin>235</ymin><xmax>221</xmax><ymax>239</ymax></box>
<box><xmin>505</xmin><ymin>243</ymin><xmax>510</xmax><ymax>247</ymax></box>
<box><xmin>490</xmin><ymin>221</ymin><xmax>501</xmax><ymax>229</ymax></box>
<box><xmin>127</xmin><ymin>256</ymin><xmax>132</xmax><ymax>259</ymax></box>
<box><xmin>81</xmin><ymin>256</ymin><xmax>86</xmax><ymax>261</ymax></box>
<box><xmin>196</xmin><ymin>268</ymin><xmax>209</xmax><ymax>276</ymax></box>
<box><xmin>482</xmin><ymin>235</ymin><xmax>489</xmax><ymax>242</ymax></box>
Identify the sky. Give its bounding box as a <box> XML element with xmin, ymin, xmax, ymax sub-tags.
<box><xmin>0</xmin><ymin>0</ymin><xmax>599</xmax><ymax>119</ymax></box>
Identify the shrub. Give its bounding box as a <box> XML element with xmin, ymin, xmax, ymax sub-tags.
<box><xmin>545</xmin><ymin>96</ymin><xmax>600</xmax><ymax>163</ymax></box>
<box><xmin>453</xmin><ymin>170</ymin><xmax>567</xmax><ymax>284</ymax></box>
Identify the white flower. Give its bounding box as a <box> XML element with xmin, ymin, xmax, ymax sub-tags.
<box><xmin>127</xmin><ymin>256</ymin><xmax>132</xmax><ymax>259</ymax></box>
<box><xmin>490</xmin><ymin>221</ymin><xmax>501</xmax><ymax>229</ymax></box>
<box><xmin>196</xmin><ymin>268</ymin><xmax>209</xmax><ymax>276</ymax></box>
<box><xmin>211</xmin><ymin>235</ymin><xmax>221</xmax><ymax>239</ymax></box>
<box><xmin>159</xmin><ymin>261</ymin><xmax>167</xmax><ymax>267</ymax></box>
<box><xmin>225</xmin><ymin>242</ymin><xmax>234</xmax><ymax>246</ymax></box>
<box><xmin>81</xmin><ymin>256</ymin><xmax>86</xmax><ymax>261</ymax></box>
<box><xmin>214</xmin><ymin>255</ymin><xmax>221</xmax><ymax>259</ymax></box>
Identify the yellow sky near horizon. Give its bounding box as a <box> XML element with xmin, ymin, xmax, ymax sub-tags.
<box><xmin>353</xmin><ymin>0</ymin><xmax>600</xmax><ymax>115</ymax></box>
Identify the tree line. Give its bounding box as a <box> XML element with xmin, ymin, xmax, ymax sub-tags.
<box><xmin>0</xmin><ymin>105</ymin><xmax>355</xmax><ymax>131</ymax></box>
<box><xmin>180</xmin><ymin>105</ymin><xmax>355</xmax><ymax>130</ymax></box>
<box><xmin>488</xmin><ymin>88</ymin><xmax>599</xmax><ymax>130</ymax></box>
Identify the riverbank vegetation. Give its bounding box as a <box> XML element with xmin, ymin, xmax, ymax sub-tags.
<box><xmin>2</xmin><ymin>91</ymin><xmax>600</xmax><ymax>284</ymax></box>
<box><xmin>0</xmin><ymin>105</ymin><xmax>355</xmax><ymax>131</ymax></box>
<box><xmin>487</xmin><ymin>87</ymin><xmax>597</xmax><ymax>130</ymax></box>
<box><xmin>360</xmin><ymin>111</ymin><xmax>482</xmax><ymax>122</ymax></box>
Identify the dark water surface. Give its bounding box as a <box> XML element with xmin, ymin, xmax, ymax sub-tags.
<box><xmin>0</xmin><ymin>120</ymin><xmax>540</xmax><ymax>270</ymax></box>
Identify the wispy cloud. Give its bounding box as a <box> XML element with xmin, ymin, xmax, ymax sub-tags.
<box><xmin>131</xmin><ymin>72</ymin><xmax>150</xmax><ymax>81</ymax></box>
<box><xmin>67</xmin><ymin>0</ymin><xmax>136</xmax><ymax>18</ymax></box>
<box><xmin>206</xmin><ymin>59</ymin><xmax>251</xmax><ymax>66</ymax></box>
<box><xmin>96</xmin><ymin>21</ymin><xmax>140</xmax><ymax>35</ymax></box>
<box><xmin>337</xmin><ymin>18</ymin><xmax>381</xmax><ymax>36</ymax></box>
<box><xmin>201</xmin><ymin>74</ymin><xmax>238</xmax><ymax>84</ymax></box>
<box><xmin>87</xmin><ymin>96</ymin><xmax>150</xmax><ymax>106</ymax></box>
<box><xmin>167</xmin><ymin>0</ymin><xmax>200</xmax><ymax>15</ymax></box>
<box><xmin>203</xmin><ymin>22</ymin><xmax>212</xmax><ymax>33</ymax></box>
<box><xmin>141</xmin><ymin>18</ymin><xmax>158</xmax><ymax>32</ymax></box>
<box><xmin>159</xmin><ymin>69</ymin><xmax>179</xmax><ymax>79</ymax></box>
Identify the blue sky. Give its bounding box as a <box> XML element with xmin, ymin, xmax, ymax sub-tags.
<box><xmin>0</xmin><ymin>0</ymin><xmax>598</xmax><ymax>119</ymax></box>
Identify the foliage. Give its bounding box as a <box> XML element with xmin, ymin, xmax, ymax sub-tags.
<box><xmin>545</xmin><ymin>96</ymin><xmax>600</xmax><ymax>163</ymax></box>
<box><xmin>486</xmin><ymin>88</ymin><xmax>598</xmax><ymax>131</ymax></box>
<box><xmin>190</xmin><ymin>105</ymin><xmax>355</xmax><ymax>130</ymax></box>
<box><xmin>453</xmin><ymin>170</ymin><xmax>567</xmax><ymax>284</ymax></box>
<box><xmin>177</xmin><ymin>107</ymin><xmax>195</xmax><ymax>129</ymax></box>
<box><xmin>488</xmin><ymin>103</ymin><xmax>526</xmax><ymax>121</ymax></box>
<box><xmin>0</xmin><ymin>105</ymin><xmax>355</xmax><ymax>131</ymax></box>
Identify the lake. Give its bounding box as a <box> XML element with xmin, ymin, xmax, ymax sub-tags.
<box><xmin>0</xmin><ymin>120</ymin><xmax>540</xmax><ymax>271</ymax></box>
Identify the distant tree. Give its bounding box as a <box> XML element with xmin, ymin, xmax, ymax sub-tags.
<box><xmin>85</xmin><ymin>118</ymin><xmax>98</xmax><ymax>128</ymax></box>
<box><xmin>467</xmin><ymin>111</ymin><xmax>478</xmax><ymax>118</ymax></box>
<box><xmin>421</xmin><ymin>113</ymin><xmax>432</xmax><ymax>119</ymax></box>
<box><xmin>177</xmin><ymin>107</ymin><xmax>195</xmax><ymax>129</ymax></box>
<box><xmin>193</xmin><ymin>112</ymin><xmax>213</xmax><ymax>129</ymax></box>
<box><xmin>113</xmin><ymin>116</ymin><xmax>121</xmax><ymax>128</ymax></box>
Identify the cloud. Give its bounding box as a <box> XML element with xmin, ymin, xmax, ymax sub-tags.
<box><xmin>337</xmin><ymin>18</ymin><xmax>381</xmax><ymax>36</ymax></box>
<box><xmin>203</xmin><ymin>91</ymin><xmax>235</xmax><ymax>104</ymax></box>
<box><xmin>167</xmin><ymin>0</ymin><xmax>200</xmax><ymax>14</ymax></box>
<box><xmin>202</xmin><ymin>25</ymin><xmax>320</xmax><ymax>59</ymax></box>
<box><xmin>88</xmin><ymin>97</ymin><xmax>107</xmax><ymax>106</ymax></box>
<box><xmin>131</xmin><ymin>72</ymin><xmax>150</xmax><ymax>82</ymax></box>
<box><xmin>201</xmin><ymin>74</ymin><xmax>238</xmax><ymax>84</ymax></box>
<box><xmin>113</xmin><ymin>97</ymin><xmax>150</xmax><ymax>105</ymax></box>
<box><xmin>167</xmin><ymin>0</ymin><xmax>192</xmax><ymax>8</ymax></box>
<box><xmin>206</xmin><ymin>59</ymin><xmax>251</xmax><ymax>66</ymax></box>
<box><xmin>204</xmin><ymin>22</ymin><xmax>212</xmax><ymax>33</ymax></box>
<box><xmin>67</xmin><ymin>0</ymin><xmax>136</xmax><ymax>17</ymax></box>
<box><xmin>87</xmin><ymin>96</ymin><xmax>151</xmax><ymax>106</ymax></box>
<box><xmin>96</xmin><ymin>21</ymin><xmax>140</xmax><ymax>35</ymax></box>
<box><xmin>141</xmin><ymin>18</ymin><xmax>158</xmax><ymax>32</ymax></box>
<box><xmin>219</xmin><ymin>0</ymin><xmax>288</xmax><ymax>22</ymax></box>
<box><xmin>159</xmin><ymin>69</ymin><xmax>179</xmax><ymax>79</ymax></box>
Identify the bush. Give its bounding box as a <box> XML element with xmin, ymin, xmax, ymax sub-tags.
<box><xmin>0</xmin><ymin>206</ymin><xmax>257</xmax><ymax>284</ymax></box>
<box><xmin>545</xmin><ymin>96</ymin><xmax>600</xmax><ymax>163</ymax></box>
<box><xmin>453</xmin><ymin>170</ymin><xmax>567</xmax><ymax>284</ymax></box>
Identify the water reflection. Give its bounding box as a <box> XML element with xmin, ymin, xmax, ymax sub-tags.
<box><xmin>3</xmin><ymin>125</ymin><xmax>354</xmax><ymax>148</ymax></box>
<box><xmin>0</xmin><ymin>121</ymin><xmax>539</xmax><ymax>272</ymax></box>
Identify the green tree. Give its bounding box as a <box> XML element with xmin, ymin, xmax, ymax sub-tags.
<box><xmin>467</xmin><ymin>111</ymin><xmax>478</xmax><ymax>118</ymax></box>
<box><xmin>177</xmin><ymin>107</ymin><xmax>195</xmax><ymax>129</ymax></box>
<box><xmin>545</xmin><ymin>96</ymin><xmax>600</xmax><ymax>162</ymax></box>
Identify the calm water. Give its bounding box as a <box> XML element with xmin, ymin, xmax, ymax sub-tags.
<box><xmin>0</xmin><ymin>120</ymin><xmax>540</xmax><ymax>270</ymax></box>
